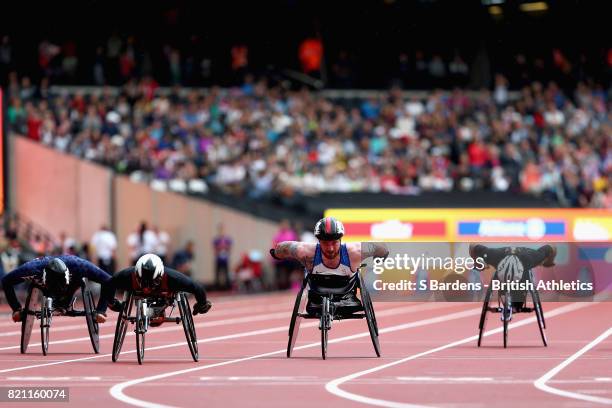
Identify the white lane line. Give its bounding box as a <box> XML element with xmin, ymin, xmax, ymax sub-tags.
<box><xmin>396</xmin><ymin>376</ymin><xmax>494</xmax><ymax>382</ymax></box>
<box><xmin>108</xmin><ymin>306</ymin><xmax>481</xmax><ymax>408</ymax></box>
<box><xmin>534</xmin><ymin>326</ymin><xmax>612</xmax><ymax>405</ymax></box>
<box><xmin>0</xmin><ymin>302</ymin><xmax>450</xmax><ymax>373</ymax></box>
<box><xmin>324</xmin><ymin>302</ymin><xmax>592</xmax><ymax>408</ymax></box>
<box><xmin>0</xmin><ymin>301</ymin><xmax>450</xmax><ymax>351</ymax></box>
<box><xmin>0</xmin><ymin>310</ymin><xmax>290</xmax><ymax>351</ymax></box>
<box><xmin>0</xmin><ymin>302</ymin><xmax>294</xmax><ymax>343</ymax></box>
<box><xmin>6</xmin><ymin>376</ymin><xmax>101</xmax><ymax>381</ymax></box>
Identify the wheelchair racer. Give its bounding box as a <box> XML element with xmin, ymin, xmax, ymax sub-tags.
<box><xmin>2</xmin><ymin>255</ymin><xmax>112</xmax><ymax>323</ymax></box>
<box><xmin>271</xmin><ymin>217</ymin><xmax>388</xmax><ymax>315</ymax></box>
<box><xmin>103</xmin><ymin>253</ymin><xmax>211</xmax><ymax>325</ymax></box>
<box><xmin>469</xmin><ymin>243</ymin><xmax>557</xmax><ymax>313</ymax></box>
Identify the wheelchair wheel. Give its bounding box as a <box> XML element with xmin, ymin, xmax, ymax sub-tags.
<box><xmin>177</xmin><ymin>293</ymin><xmax>199</xmax><ymax>362</ymax></box>
<box><xmin>40</xmin><ymin>297</ymin><xmax>51</xmax><ymax>356</ymax></box>
<box><xmin>112</xmin><ymin>292</ymin><xmax>133</xmax><ymax>362</ymax></box>
<box><xmin>530</xmin><ymin>287</ymin><xmax>547</xmax><ymax>346</ymax></box>
<box><xmin>320</xmin><ymin>297</ymin><xmax>330</xmax><ymax>360</ymax></box>
<box><xmin>21</xmin><ymin>286</ymin><xmax>42</xmax><ymax>354</ymax></box>
<box><xmin>477</xmin><ymin>284</ymin><xmax>493</xmax><ymax>347</ymax></box>
<box><xmin>82</xmin><ymin>284</ymin><xmax>100</xmax><ymax>354</ymax></box>
<box><xmin>529</xmin><ymin>271</ymin><xmax>546</xmax><ymax>329</ymax></box>
<box><xmin>359</xmin><ymin>272</ymin><xmax>380</xmax><ymax>357</ymax></box>
<box><xmin>136</xmin><ymin>299</ymin><xmax>146</xmax><ymax>365</ymax></box>
<box><xmin>287</xmin><ymin>278</ymin><xmax>307</xmax><ymax>358</ymax></box>
<box><xmin>500</xmin><ymin>290</ymin><xmax>511</xmax><ymax>349</ymax></box>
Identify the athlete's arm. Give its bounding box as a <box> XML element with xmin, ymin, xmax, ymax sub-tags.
<box><xmin>100</xmin><ymin>267</ymin><xmax>134</xmax><ymax>312</ymax></box>
<box><xmin>272</xmin><ymin>241</ymin><xmax>316</xmax><ymax>269</ymax></box>
<box><xmin>347</xmin><ymin>242</ymin><xmax>389</xmax><ymax>267</ymax></box>
<box><xmin>1</xmin><ymin>259</ymin><xmax>45</xmax><ymax>312</ymax></box>
<box><xmin>360</xmin><ymin>242</ymin><xmax>389</xmax><ymax>259</ymax></box>
<box><xmin>165</xmin><ymin>268</ymin><xmax>208</xmax><ymax>304</ymax></box>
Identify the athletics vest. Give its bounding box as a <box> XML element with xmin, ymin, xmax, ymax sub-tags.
<box><xmin>311</xmin><ymin>244</ymin><xmax>354</xmax><ymax>276</ymax></box>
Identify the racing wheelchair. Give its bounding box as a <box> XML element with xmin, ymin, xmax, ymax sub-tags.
<box><xmin>287</xmin><ymin>264</ymin><xmax>379</xmax><ymax>359</ymax></box>
<box><xmin>111</xmin><ymin>290</ymin><xmax>198</xmax><ymax>364</ymax></box>
<box><xmin>20</xmin><ymin>278</ymin><xmax>99</xmax><ymax>355</ymax></box>
<box><xmin>477</xmin><ymin>254</ymin><xmax>546</xmax><ymax>348</ymax></box>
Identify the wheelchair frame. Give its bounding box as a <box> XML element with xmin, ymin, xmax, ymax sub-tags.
<box><xmin>287</xmin><ymin>265</ymin><xmax>379</xmax><ymax>359</ymax></box>
<box><xmin>477</xmin><ymin>267</ymin><xmax>547</xmax><ymax>348</ymax></box>
<box><xmin>111</xmin><ymin>291</ymin><xmax>198</xmax><ymax>364</ymax></box>
<box><xmin>20</xmin><ymin>278</ymin><xmax>99</xmax><ymax>355</ymax></box>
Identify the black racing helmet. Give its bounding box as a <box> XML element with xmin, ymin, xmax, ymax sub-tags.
<box><xmin>43</xmin><ymin>258</ymin><xmax>70</xmax><ymax>292</ymax></box>
<box><xmin>314</xmin><ymin>217</ymin><xmax>345</xmax><ymax>241</ymax></box>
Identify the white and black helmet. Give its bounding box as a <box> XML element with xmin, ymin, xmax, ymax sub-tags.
<box><xmin>314</xmin><ymin>217</ymin><xmax>345</xmax><ymax>241</ymax></box>
<box><xmin>135</xmin><ymin>253</ymin><xmax>165</xmax><ymax>287</ymax></box>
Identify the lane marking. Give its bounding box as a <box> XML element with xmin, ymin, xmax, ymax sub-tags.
<box><xmin>0</xmin><ymin>302</ymin><xmax>453</xmax><ymax>373</ymax></box>
<box><xmin>534</xmin><ymin>326</ymin><xmax>612</xmax><ymax>405</ymax></box>
<box><xmin>324</xmin><ymin>302</ymin><xmax>593</xmax><ymax>408</ymax></box>
<box><xmin>396</xmin><ymin>376</ymin><xmax>494</xmax><ymax>382</ymax></box>
<box><xmin>6</xmin><ymin>376</ymin><xmax>102</xmax><ymax>381</ymax></box>
<box><xmin>108</xmin><ymin>306</ymin><xmax>481</xmax><ymax>408</ymax></box>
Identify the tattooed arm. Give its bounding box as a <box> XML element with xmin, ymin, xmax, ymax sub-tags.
<box><xmin>272</xmin><ymin>241</ymin><xmax>317</xmax><ymax>271</ymax></box>
<box><xmin>346</xmin><ymin>242</ymin><xmax>389</xmax><ymax>269</ymax></box>
<box><xmin>361</xmin><ymin>242</ymin><xmax>389</xmax><ymax>260</ymax></box>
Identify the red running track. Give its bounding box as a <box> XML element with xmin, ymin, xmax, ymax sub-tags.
<box><xmin>0</xmin><ymin>292</ymin><xmax>610</xmax><ymax>407</ymax></box>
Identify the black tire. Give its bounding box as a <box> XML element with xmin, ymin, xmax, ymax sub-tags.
<box><xmin>361</xmin><ymin>278</ymin><xmax>379</xmax><ymax>336</ymax></box>
<box><xmin>136</xmin><ymin>299</ymin><xmax>146</xmax><ymax>365</ymax></box>
<box><xmin>321</xmin><ymin>297</ymin><xmax>329</xmax><ymax>360</ymax></box>
<box><xmin>112</xmin><ymin>292</ymin><xmax>133</xmax><ymax>362</ymax></box>
<box><xmin>40</xmin><ymin>298</ymin><xmax>50</xmax><ymax>356</ymax></box>
<box><xmin>178</xmin><ymin>293</ymin><xmax>199</xmax><ymax>362</ymax></box>
<box><xmin>359</xmin><ymin>272</ymin><xmax>380</xmax><ymax>357</ymax></box>
<box><xmin>477</xmin><ymin>284</ymin><xmax>493</xmax><ymax>347</ymax></box>
<box><xmin>21</xmin><ymin>286</ymin><xmax>41</xmax><ymax>354</ymax></box>
<box><xmin>82</xmin><ymin>285</ymin><xmax>100</xmax><ymax>354</ymax></box>
<box><xmin>287</xmin><ymin>278</ymin><xmax>307</xmax><ymax>358</ymax></box>
<box><xmin>530</xmin><ymin>271</ymin><xmax>546</xmax><ymax>329</ymax></box>
<box><xmin>502</xmin><ymin>290</ymin><xmax>510</xmax><ymax>349</ymax></box>
<box><xmin>531</xmin><ymin>288</ymin><xmax>548</xmax><ymax>346</ymax></box>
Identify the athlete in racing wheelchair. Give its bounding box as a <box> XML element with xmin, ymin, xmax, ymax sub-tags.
<box><xmin>271</xmin><ymin>217</ymin><xmax>388</xmax><ymax>359</ymax></box>
<box><xmin>2</xmin><ymin>256</ymin><xmax>111</xmax><ymax>355</ymax></box>
<box><xmin>103</xmin><ymin>253</ymin><xmax>212</xmax><ymax>364</ymax></box>
<box><xmin>469</xmin><ymin>243</ymin><xmax>556</xmax><ymax>348</ymax></box>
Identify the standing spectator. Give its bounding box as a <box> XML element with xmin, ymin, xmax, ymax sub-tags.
<box><xmin>153</xmin><ymin>225</ymin><xmax>170</xmax><ymax>264</ymax></box>
<box><xmin>272</xmin><ymin>219</ymin><xmax>298</xmax><ymax>290</ymax></box>
<box><xmin>212</xmin><ymin>223</ymin><xmax>232</xmax><ymax>290</ymax></box>
<box><xmin>57</xmin><ymin>231</ymin><xmax>76</xmax><ymax>255</ymax></box>
<box><xmin>298</xmin><ymin>37</ymin><xmax>323</xmax><ymax>77</ymax></box>
<box><xmin>172</xmin><ymin>240</ymin><xmax>195</xmax><ymax>277</ymax></box>
<box><xmin>91</xmin><ymin>224</ymin><xmax>117</xmax><ymax>274</ymax></box>
<box><xmin>126</xmin><ymin>221</ymin><xmax>157</xmax><ymax>264</ymax></box>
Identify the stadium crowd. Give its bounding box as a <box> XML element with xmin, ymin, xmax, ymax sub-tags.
<box><xmin>5</xmin><ymin>72</ymin><xmax>610</xmax><ymax>208</ymax></box>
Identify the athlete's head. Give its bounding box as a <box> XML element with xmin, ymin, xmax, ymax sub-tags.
<box><xmin>314</xmin><ymin>217</ymin><xmax>344</xmax><ymax>259</ymax></box>
<box><xmin>42</xmin><ymin>258</ymin><xmax>70</xmax><ymax>292</ymax></box>
<box><xmin>135</xmin><ymin>253</ymin><xmax>165</xmax><ymax>291</ymax></box>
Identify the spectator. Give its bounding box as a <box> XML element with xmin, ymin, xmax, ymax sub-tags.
<box><xmin>272</xmin><ymin>219</ymin><xmax>298</xmax><ymax>289</ymax></box>
<box><xmin>151</xmin><ymin>225</ymin><xmax>170</xmax><ymax>264</ymax></box>
<box><xmin>91</xmin><ymin>224</ymin><xmax>117</xmax><ymax>274</ymax></box>
<box><xmin>212</xmin><ymin>223</ymin><xmax>232</xmax><ymax>290</ymax></box>
<box><xmin>233</xmin><ymin>250</ymin><xmax>263</xmax><ymax>293</ymax></box>
<box><xmin>171</xmin><ymin>240</ymin><xmax>195</xmax><ymax>277</ymax></box>
<box><xmin>126</xmin><ymin>221</ymin><xmax>157</xmax><ymax>264</ymax></box>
